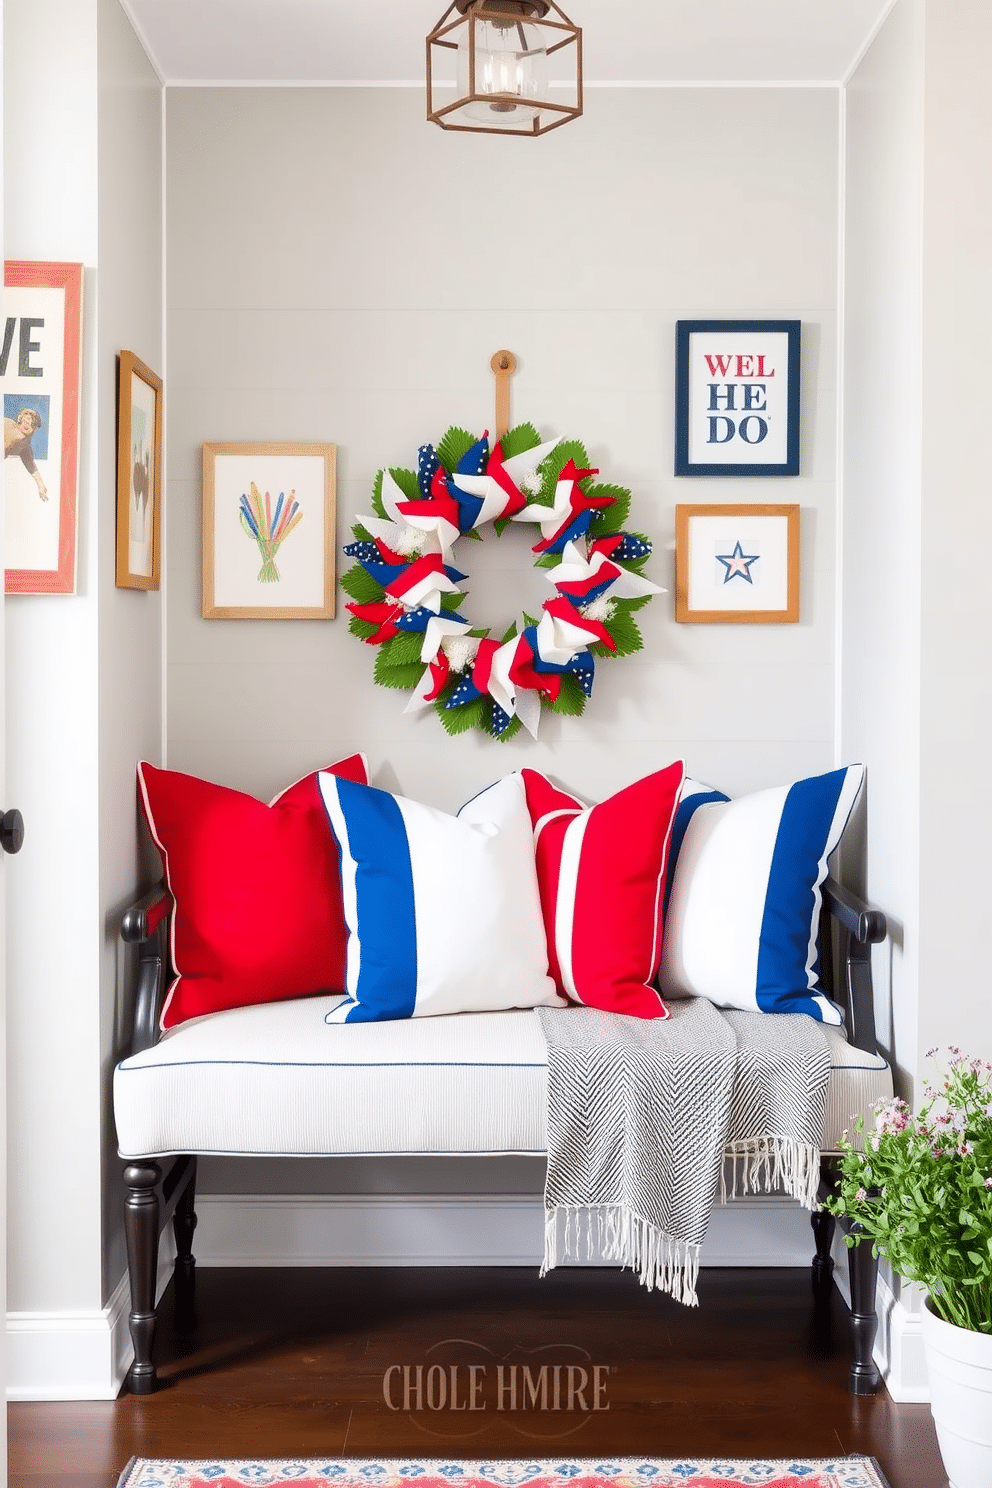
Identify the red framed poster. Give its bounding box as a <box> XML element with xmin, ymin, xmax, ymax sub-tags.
<box><xmin>3</xmin><ymin>259</ymin><xmax>83</xmax><ymax>594</ymax></box>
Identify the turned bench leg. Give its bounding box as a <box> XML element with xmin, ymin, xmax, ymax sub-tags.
<box><xmin>810</xmin><ymin>1208</ymin><xmax>835</xmax><ymax>1291</ymax></box>
<box><xmin>848</xmin><ymin>1235</ymin><xmax>881</xmax><ymax>1394</ymax></box>
<box><xmin>123</xmin><ymin>1156</ymin><xmax>199</xmax><ymax>1393</ymax></box>
<box><xmin>124</xmin><ymin>1161</ymin><xmax>162</xmax><ymax>1395</ymax></box>
<box><xmin>173</xmin><ymin>1156</ymin><xmax>198</xmax><ymax>1333</ymax></box>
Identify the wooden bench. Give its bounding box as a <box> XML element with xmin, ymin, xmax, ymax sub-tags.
<box><xmin>113</xmin><ymin>875</ymin><xmax>890</xmax><ymax>1397</ymax></box>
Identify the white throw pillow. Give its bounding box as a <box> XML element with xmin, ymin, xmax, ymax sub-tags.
<box><xmin>318</xmin><ymin>771</ymin><xmax>563</xmax><ymax>1023</ymax></box>
<box><xmin>658</xmin><ymin>765</ymin><xmax>865</xmax><ymax>1023</ymax></box>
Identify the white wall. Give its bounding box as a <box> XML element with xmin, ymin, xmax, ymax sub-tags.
<box><xmin>5</xmin><ymin>0</ymin><xmax>104</xmax><ymax>1320</ymax></box>
<box><xmin>96</xmin><ymin>0</ymin><xmax>164</xmax><ymax>1300</ymax></box>
<box><xmin>164</xmin><ymin>83</ymin><xmax>842</xmax><ymax>1198</ymax></box>
<box><xmin>840</xmin><ymin>0</ymin><xmax>924</xmax><ymax>1090</ymax></box>
<box><xmin>916</xmin><ymin>0</ymin><xmax>992</xmax><ymax>1066</ymax></box>
<box><xmin>840</xmin><ymin>0</ymin><xmax>992</xmax><ymax>1401</ymax></box>
<box><xmin>1</xmin><ymin>4</ymin><xmax>7</xmax><ymax>1470</ymax></box>
<box><xmin>841</xmin><ymin>0</ymin><xmax>992</xmax><ymax>1084</ymax></box>
<box><xmin>4</xmin><ymin>0</ymin><xmax>162</xmax><ymax>1396</ymax></box>
<box><xmin>165</xmin><ymin>86</ymin><xmax>840</xmax><ymax>808</ymax></box>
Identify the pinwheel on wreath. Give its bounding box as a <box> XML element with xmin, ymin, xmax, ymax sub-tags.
<box><xmin>342</xmin><ymin>421</ymin><xmax>663</xmax><ymax>741</ymax></box>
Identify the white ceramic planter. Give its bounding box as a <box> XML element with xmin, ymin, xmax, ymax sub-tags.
<box><xmin>921</xmin><ymin>1296</ymin><xmax>992</xmax><ymax>1488</ymax></box>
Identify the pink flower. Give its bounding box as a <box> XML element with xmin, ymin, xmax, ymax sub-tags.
<box><xmin>959</xmin><ymin>1142</ymin><xmax>974</xmax><ymax>1156</ymax></box>
<box><xmin>855</xmin><ymin>1188</ymin><xmax>867</xmax><ymax>1203</ymax></box>
<box><xmin>984</xmin><ymin>1177</ymin><xmax>992</xmax><ymax>1189</ymax></box>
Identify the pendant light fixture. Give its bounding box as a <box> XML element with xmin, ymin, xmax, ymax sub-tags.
<box><xmin>427</xmin><ymin>0</ymin><xmax>582</xmax><ymax>137</ymax></box>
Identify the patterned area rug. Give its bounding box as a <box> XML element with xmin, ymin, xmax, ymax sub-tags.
<box><xmin>116</xmin><ymin>1457</ymin><xmax>892</xmax><ymax>1488</ymax></box>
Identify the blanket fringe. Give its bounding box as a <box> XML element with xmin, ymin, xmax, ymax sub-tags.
<box><xmin>541</xmin><ymin>1204</ymin><xmax>701</xmax><ymax>1306</ymax></box>
<box><xmin>721</xmin><ymin>1137</ymin><xmax>821</xmax><ymax>1210</ymax></box>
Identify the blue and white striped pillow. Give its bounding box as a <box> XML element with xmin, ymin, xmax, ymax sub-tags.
<box><xmin>318</xmin><ymin>771</ymin><xmax>563</xmax><ymax>1023</ymax></box>
<box><xmin>658</xmin><ymin>765</ymin><xmax>865</xmax><ymax>1023</ymax></box>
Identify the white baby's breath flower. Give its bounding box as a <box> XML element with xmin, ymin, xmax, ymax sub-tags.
<box><xmin>521</xmin><ymin>468</ymin><xmax>544</xmax><ymax>495</ymax></box>
<box><xmin>581</xmin><ymin>596</ymin><xmax>618</xmax><ymax>624</ymax></box>
<box><xmin>441</xmin><ymin>634</ymin><xmax>479</xmax><ymax>674</ymax></box>
<box><xmin>394</xmin><ymin>525</ymin><xmax>427</xmax><ymax>557</ymax></box>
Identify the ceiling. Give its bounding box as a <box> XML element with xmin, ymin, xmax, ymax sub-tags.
<box><xmin>121</xmin><ymin>0</ymin><xmax>895</xmax><ymax>87</ymax></box>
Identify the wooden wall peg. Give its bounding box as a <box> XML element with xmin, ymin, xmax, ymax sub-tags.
<box><xmin>490</xmin><ymin>350</ymin><xmax>518</xmax><ymax>441</ymax></box>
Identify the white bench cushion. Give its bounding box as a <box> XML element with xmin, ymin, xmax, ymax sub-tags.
<box><xmin>114</xmin><ymin>995</ymin><xmax>892</xmax><ymax>1161</ymax></box>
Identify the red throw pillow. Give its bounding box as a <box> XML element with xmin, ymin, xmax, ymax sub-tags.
<box><xmin>520</xmin><ymin>761</ymin><xmax>685</xmax><ymax>1019</ymax></box>
<box><xmin>137</xmin><ymin>756</ymin><xmax>368</xmax><ymax>1029</ymax></box>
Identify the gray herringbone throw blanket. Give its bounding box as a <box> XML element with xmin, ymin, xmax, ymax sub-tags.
<box><xmin>536</xmin><ymin>997</ymin><xmax>831</xmax><ymax>1306</ymax></box>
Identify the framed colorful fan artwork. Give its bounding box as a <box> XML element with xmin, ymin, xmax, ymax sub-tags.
<box><xmin>675</xmin><ymin>502</ymin><xmax>800</xmax><ymax>623</ymax></box>
<box><xmin>116</xmin><ymin>350</ymin><xmax>163</xmax><ymax>590</ymax></box>
<box><xmin>202</xmin><ymin>441</ymin><xmax>336</xmax><ymax>619</ymax></box>
<box><xmin>3</xmin><ymin>260</ymin><xmax>84</xmax><ymax>594</ymax></box>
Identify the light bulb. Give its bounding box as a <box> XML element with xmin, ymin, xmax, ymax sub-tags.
<box><xmin>457</xmin><ymin>15</ymin><xmax>548</xmax><ymax>123</ymax></box>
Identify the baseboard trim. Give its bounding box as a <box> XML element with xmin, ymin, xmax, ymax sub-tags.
<box><xmin>193</xmin><ymin>1191</ymin><xmax>818</xmax><ymax>1268</ymax></box>
<box><xmin>871</xmin><ymin>1269</ymin><xmax>929</xmax><ymax>1402</ymax></box>
<box><xmin>6</xmin><ymin>1228</ymin><xmax>176</xmax><ymax>1401</ymax></box>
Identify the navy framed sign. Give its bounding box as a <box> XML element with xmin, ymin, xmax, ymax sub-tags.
<box><xmin>675</xmin><ymin>319</ymin><xmax>801</xmax><ymax>477</ymax></box>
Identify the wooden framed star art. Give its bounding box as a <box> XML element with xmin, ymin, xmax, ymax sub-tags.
<box><xmin>675</xmin><ymin>503</ymin><xmax>799</xmax><ymax>623</ymax></box>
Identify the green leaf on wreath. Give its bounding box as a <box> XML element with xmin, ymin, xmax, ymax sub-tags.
<box><xmin>374</xmin><ymin>652</ymin><xmax>425</xmax><ymax>691</ymax></box>
<box><xmin>499</xmin><ymin>422</ymin><xmax>543</xmax><ymax>460</ymax></box>
<box><xmin>586</xmin><ymin>484</ymin><xmax>631</xmax><ymax>531</ymax></box>
<box><xmin>340</xmin><ymin>564</ymin><xmax>385</xmax><ymax>605</ymax></box>
<box><xmin>624</xmin><ymin>592</ymin><xmax>654</xmax><ymax>611</ymax></box>
<box><xmin>371</xmin><ymin>469</ymin><xmax>387</xmax><ymax>521</ymax></box>
<box><xmin>597</xmin><ymin>607</ymin><xmax>643</xmax><ymax>658</ymax></box>
<box><xmin>501</xmin><ymin>621</ymin><xmax>518</xmax><ymax>643</ymax></box>
<box><xmin>388</xmin><ymin>466</ymin><xmax>419</xmax><ymax>503</ymax></box>
<box><xmin>352</xmin><ymin>521</ymin><xmax>373</xmax><ymax>543</ymax></box>
<box><xmin>534</xmin><ymin>553</ymin><xmax>560</xmax><ymax>570</ymax></box>
<box><xmin>461</xmin><ymin>527</ymin><xmax>482</xmax><ymax>540</ymax></box>
<box><xmin>349</xmin><ymin>615</ymin><xmax>380</xmax><ymax>641</ymax></box>
<box><xmin>437</xmin><ymin>426</ymin><xmax>478</xmax><ymax>474</ymax></box>
<box><xmin>523</xmin><ymin>612</ymin><xmax>539</xmax><ymax>628</ymax></box>
<box><xmin>546</xmin><ymin>672</ymin><xmax>589</xmax><ymax>717</ymax></box>
<box><xmin>436</xmin><ymin>695</ymin><xmax>487</xmax><ymax>736</ymax></box>
<box><xmin>532</xmin><ymin>439</ymin><xmax>591</xmax><ymax>504</ymax></box>
<box><xmin>441</xmin><ymin>591</ymin><xmax>466</xmax><ymax>612</ymax></box>
<box><xmin>378</xmin><ymin>632</ymin><xmax>424</xmax><ymax>668</ymax></box>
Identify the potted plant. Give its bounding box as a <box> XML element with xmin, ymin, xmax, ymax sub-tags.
<box><xmin>826</xmin><ymin>1048</ymin><xmax>992</xmax><ymax>1488</ymax></box>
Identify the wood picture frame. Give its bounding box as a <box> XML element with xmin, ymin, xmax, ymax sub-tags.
<box><xmin>675</xmin><ymin>319</ymin><xmax>801</xmax><ymax>477</ymax></box>
<box><xmin>202</xmin><ymin>441</ymin><xmax>336</xmax><ymax>619</ymax></box>
<box><xmin>116</xmin><ymin>350</ymin><xmax>163</xmax><ymax>589</ymax></box>
<box><xmin>3</xmin><ymin>260</ymin><xmax>83</xmax><ymax>594</ymax></box>
<box><xmin>675</xmin><ymin>503</ymin><xmax>800</xmax><ymax>623</ymax></box>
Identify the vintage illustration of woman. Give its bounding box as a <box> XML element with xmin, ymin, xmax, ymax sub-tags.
<box><xmin>4</xmin><ymin>407</ymin><xmax>48</xmax><ymax>500</ymax></box>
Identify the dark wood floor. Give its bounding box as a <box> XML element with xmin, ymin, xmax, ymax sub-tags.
<box><xmin>9</xmin><ymin>1266</ymin><xmax>946</xmax><ymax>1488</ymax></box>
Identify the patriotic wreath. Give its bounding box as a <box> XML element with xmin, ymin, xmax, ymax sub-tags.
<box><xmin>342</xmin><ymin>423</ymin><xmax>663</xmax><ymax>741</ymax></box>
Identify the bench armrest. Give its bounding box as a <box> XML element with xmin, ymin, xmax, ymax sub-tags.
<box><xmin>822</xmin><ymin>876</ymin><xmax>887</xmax><ymax>1056</ymax></box>
<box><xmin>121</xmin><ymin>885</ymin><xmax>172</xmax><ymax>1055</ymax></box>
<box><xmin>121</xmin><ymin>884</ymin><xmax>172</xmax><ymax>944</ymax></box>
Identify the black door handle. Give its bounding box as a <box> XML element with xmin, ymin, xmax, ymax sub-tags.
<box><xmin>1</xmin><ymin>809</ymin><xmax>25</xmax><ymax>855</ymax></box>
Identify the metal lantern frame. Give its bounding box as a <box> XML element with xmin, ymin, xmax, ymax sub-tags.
<box><xmin>426</xmin><ymin>0</ymin><xmax>583</xmax><ymax>138</ymax></box>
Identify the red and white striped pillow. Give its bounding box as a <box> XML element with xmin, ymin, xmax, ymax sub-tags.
<box><xmin>520</xmin><ymin>761</ymin><xmax>685</xmax><ymax>1019</ymax></box>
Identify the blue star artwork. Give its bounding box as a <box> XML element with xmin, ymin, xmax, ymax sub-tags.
<box><xmin>716</xmin><ymin>539</ymin><xmax>760</xmax><ymax>584</ymax></box>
